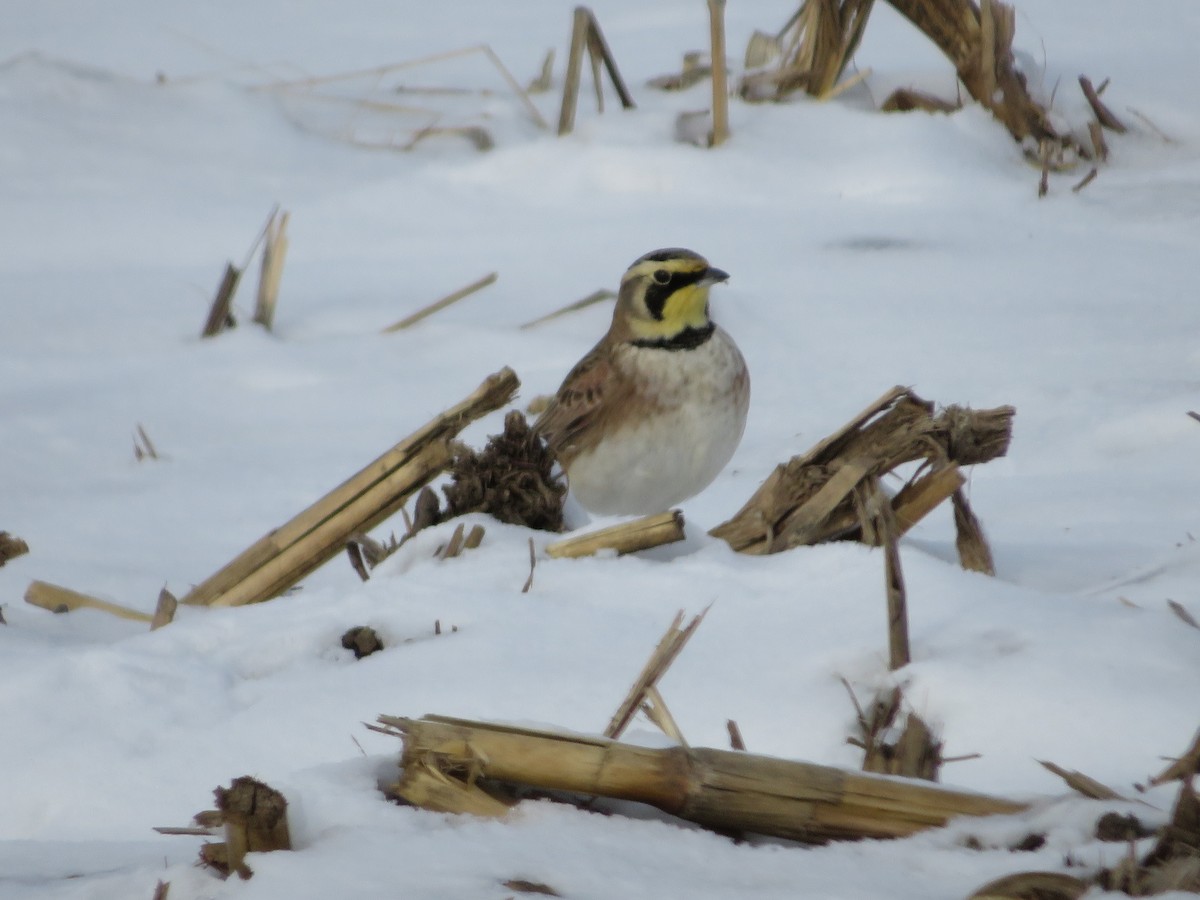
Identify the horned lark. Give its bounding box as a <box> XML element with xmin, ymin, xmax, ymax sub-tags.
<box><xmin>534</xmin><ymin>248</ymin><xmax>749</xmax><ymax>516</ymax></box>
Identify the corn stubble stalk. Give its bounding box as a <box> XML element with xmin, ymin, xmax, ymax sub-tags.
<box><xmin>201</xmin><ymin>205</ymin><xmax>281</xmax><ymax>338</ymax></box>
<box><xmin>545</xmin><ymin>510</ymin><xmax>684</xmax><ymax>559</ymax></box>
<box><xmin>709</xmin><ymin>386</ymin><xmax>1013</xmax><ymax>573</ymax></box>
<box><xmin>181</xmin><ymin>368</ymin><xmax>519</xmax><ymax>607</ymax></box>
<box><xmin>201</xmin><ymin>263</ymin><xmax>242</xmax><ymax>338</ymax></box>
<box><xmin>742</xmin><ymin>0</ymin><xmax>875</xmax><ymax>101</ymax></box>
<box><xmin>1079</xmin><ymin>75</ymin><xmax>1126</xmax><ymax>134</ymax></box>
<box><xmin>24</xmin><ymin>581</ymin><xmax>176</xmax><ymax>632</ymax></box>
<box><xmin>252</xmin><ymin>209</ymin><xmax>289</xmax><ymax>331</ymax></box>
<box><xmin>528</xmin><ymin>50</ymin><xmax>555</xmax><ymax>94</ymax></box>
<box><xmin>557</xmin><ymin>6</ymin><xmax>635</xmax><ymax>137</ymax></box>
<box><xmin>133</xmin><ymin>423</ymin><xmax>160</xmax><ymax>461</ymax></box>
<box><xmin>882</xmin><ymin>0</ymin><xmax>1064</xmax><ymax>147</ymax></box>
<box><xmin>709</xmin><ymin>388</ymin><xmax>1009</xmax><ymax>679</ymax></box>
<box><xmin>25</xmin><ymin>580</ymin><xmax>154</xmax><ymax>623</ymax></box>
<box><xmin>605</xmin><ymin>608</ymin><xmax>707</xmax><ymax>740</ymax></box>
<box><xmin>1148</xmin><ymin>726</ymin><xmax>1200</xmax><ymax>788</ymax></box>
<box><xmin>375</xmin><ymin>715</ymin><xmax>1027</xmax><ymax>844</ymax></box>
<box><xmin>748</xmin><ymin>0</ymin><xmax>1077</xmax><ymax>158</ymax></box>
<box><xmin>706</xmin><ymin>0</ymin><xmax>730</xmax><ymax>146</ymax></box>
<box><xmin>857</xmin><ymin>476</ymin><xmax>912</xmax><ymax>670</ymax></box>
<box><xmin>151</xmin><ymin>587</ymin><xmax>178</xmax><ymax>630</ymax></box>
<box><xmin>968</xmin><ymin>872</ymin><xmax>1090</xmax><ymax>900</ymax></box>
<box><xmin>1036</xmin><ymin>760</ymin><xmax>1123</xmax><ymax>801</ymax></box>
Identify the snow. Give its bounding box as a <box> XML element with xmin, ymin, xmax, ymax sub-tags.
<box><xmin>2</xmin><ymin>2</ymin><xmax>1200</xmax><ymax>897</ymax></box>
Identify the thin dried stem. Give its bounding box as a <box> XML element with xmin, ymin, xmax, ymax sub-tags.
<box><xmin>381</xmin><ymin>272</ymin><xmax>498</xmax><ymax>333</ymax></box>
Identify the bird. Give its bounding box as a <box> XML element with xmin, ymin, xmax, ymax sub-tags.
<box><xmin>534</xmin><ymin>248</ymin><xmax>750</xmax><ymax>516</ymax></box>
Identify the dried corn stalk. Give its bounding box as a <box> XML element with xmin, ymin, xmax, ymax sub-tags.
<box><xmin>742</xmin><ymin>0</ymin><xmax>876</xmax><ymax>100</ymax></box>
<box><xmin>375</xmin><ymin>714</ymin><xmax>1026</xmax><ymax>844</ymax></box>
<box><xmin>181</xmin><ymin>368</ymin><xmax>519</xmax><ymax>607</ymax></box>
<box><xmin>747</xmin><ymin>0</ymin><xmax>1077</xmax><ymax>155</ymax></box>
<box><xmin>884</xmin><ymin>0</ymin><xmax>1066</xmax><ymax>148</ymax></box>
<box><xmin>710</xmin><ymin>386</ymin><xmax>1013</xmax><ymax>572</ymax></box>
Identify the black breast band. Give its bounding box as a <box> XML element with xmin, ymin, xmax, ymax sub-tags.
<box><xmin>632</xmin><ymin>322</ymin><xmax>716</xmax><ymax>351</ymax></box>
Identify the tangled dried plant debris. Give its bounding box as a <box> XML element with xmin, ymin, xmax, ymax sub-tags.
<box><xmin>443</xmin><ymin>410</ymin><xmax>566</xmax><ymax>531</ymax></box>
<box><xmin>843</xmin><ymin>681</ymin><xmax>946</xmax><ymax>781</ymax></box>
<box><xmin>1097</xmin><ymin>779</ymin><xmax>1200</xmax><ymax>896</ymax></box>
<box><xmin>194</xmin><ymin>777</ymin><xmax>292</xmax><ymax>880</ymax></box>
<box><xmin>0</xmin><ymin>532</ymin><xmax>29</xmax><ymax>567</ymax></box>
<box><xmin>342</xmin><ymin>410</ymin><xmax>563</xmax><ymax>579</ymax></box>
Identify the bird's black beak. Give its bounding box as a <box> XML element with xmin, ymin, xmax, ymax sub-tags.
<box><xmin>703</xmin><ymin>266</ymin><xmax>730</xmax><ymax>285</ymax></box>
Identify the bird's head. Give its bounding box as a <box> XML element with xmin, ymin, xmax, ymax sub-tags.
<box><xmin>614</xmin><ymin>248</ymin><xmax>729</xmax><ymax>344</ymax></box>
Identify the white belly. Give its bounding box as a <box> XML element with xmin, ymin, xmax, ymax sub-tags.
<box><xmin>566</xmin><ymin>329</ymin><xmax>749</xmax><ymax>515</ymax></box>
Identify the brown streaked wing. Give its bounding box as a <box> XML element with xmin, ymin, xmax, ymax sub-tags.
<box><xmin>533</xmin><ymin>340</ymin><xmax>633</xmax><ymax>467</ymax></box>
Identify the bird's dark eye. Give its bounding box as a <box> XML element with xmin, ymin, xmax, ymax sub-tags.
<box><xmin>652</xmin><ymin>269</ymin><xmax>671</xmax><ymax>285</ymax></box>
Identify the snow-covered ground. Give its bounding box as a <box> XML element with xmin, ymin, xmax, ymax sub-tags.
<box><xmin>3</xmin><ymin>2</ymin><xmax>1199</xmax><ymax>897</ymax></box>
